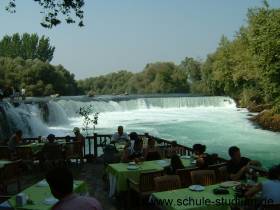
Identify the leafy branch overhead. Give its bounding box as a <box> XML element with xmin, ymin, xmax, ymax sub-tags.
<box><xmin>5</xmin><ymin>0</ymin><xmax>85</xmax><ymax>28</ymax></box>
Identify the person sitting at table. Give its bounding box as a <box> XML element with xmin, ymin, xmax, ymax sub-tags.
<box><xmin>121</xmin><ymin>132</ymin><xmax>143</xmax><ymax>162</ymax></box>
<box><xmin>46</xmin><ymin>167</ymin><xmax>102</xmax><ymax>210</ymax></box>
<box><xmin>245</xmin><ymin>164</ymin><xmax>280</xmax><ymax>206</ymax></box>
<box><xmin>7</xmin><ymin>130</ymin><xmax>23</xmax><ymax>159</ymax></box>
<box><xmin>111</xmin><ymin>126</ymin><xmax>129</xmax><ymax>143</ymax></box>
<box><xmin>166</xmin><ymin>154</ymin><xmax>185</xmax><ymax>175</ymax></box>
<box><xmin>166</xmin><ymin>141</ymin><xmax>181</xmax><ymax>157</ymax></box>
<box><xmin>227</xmin><ymin>146</ymin><xmax>260</xmax><ymax>181</ymax></box>
<box><xmin>192</xmin><ymin>143</ymin><xmax>215</xmax><ymax>168</ymax></box>
<box><xmin>42</xmin><ymin>134</ymin><xmax>64</xmax><ymax>163</ymax></box>
<box><xmin>144</xmin><ymin>138</ymin><xmax>161</xmax><ymax>161</ymax></box>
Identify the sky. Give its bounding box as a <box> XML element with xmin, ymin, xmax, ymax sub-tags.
<box><xmin>0</xmin><ymin>0</ymin><xmax>280</xmax><ymax>79</ymax></box>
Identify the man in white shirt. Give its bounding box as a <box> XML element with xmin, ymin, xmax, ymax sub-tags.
<box><xmin>111</xmin><ymin>126</ymin><xmax>128</xmax><ymax>143</ymax></box>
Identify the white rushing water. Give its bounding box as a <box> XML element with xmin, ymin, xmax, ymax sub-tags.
<box><xmin>2</xmin><ymin>96</ymin><xmax>280</xmax><ymax>167</ymax></box>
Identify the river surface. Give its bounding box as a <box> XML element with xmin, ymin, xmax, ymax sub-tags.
<box><xmin>3</xmin><ymin>95</ymin><xmax>280</xmax><ymax>167</ymax></box>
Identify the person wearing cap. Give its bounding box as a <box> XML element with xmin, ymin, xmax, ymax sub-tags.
<box><xmin>111</xmin><ymin>126</ymin><xmax>129</xmax><ymax>143</ymax></box>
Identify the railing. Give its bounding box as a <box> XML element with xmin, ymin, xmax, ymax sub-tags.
<box><xmin>18</xmin><ymin>133</ymin><xmax>227</xmax><ymax>163</ymax></box>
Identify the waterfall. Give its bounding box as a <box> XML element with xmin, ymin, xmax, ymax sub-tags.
<box><xmin>55</xmin><ymin>96</ymin><xmax>235</xmax><ymax>114</ymax></box>
<box><xmin>0</xmin><ymin>102</ymin><xmax>49</xmax><ymax>139</ymax></box>
<box><xmin>0</xmin><ymin>96</ymin><xmax>236</xmax><ymax>139</ymax></box>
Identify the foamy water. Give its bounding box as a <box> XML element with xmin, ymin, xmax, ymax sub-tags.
<box><xmin>3</xmin><ymin>96</ymin><xmax>280</xmax><ymax>167</ymax></box>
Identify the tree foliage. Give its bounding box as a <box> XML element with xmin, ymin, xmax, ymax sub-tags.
<box><xmin>0</xmin><ymin>57</ymin><xmax>80</xmax><ymax>96</ymax></box>
<box><xmin>78</xmin><ymin>62</ymin><xmax>189</xmax><ymax>95</ymax></box>
<box><xmin>177</xmin><ymin>3</ymin><xmax>280</xmax><ymax>112</ymax></box>
<box><xmin>0</xmin><ymin>33</ymin><xmax>55</xmax><ymax>62</ymax></box>
<box><xmin>5</xmin><ymin>0</ymin><xmax>85</xmax><ymax>28</ymax></box>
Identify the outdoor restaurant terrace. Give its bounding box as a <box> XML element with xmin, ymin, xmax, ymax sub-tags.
<box><xmin>0</xmin><ymin>133</ymin><xmax>276</xmax><ymax>210</ymax></box>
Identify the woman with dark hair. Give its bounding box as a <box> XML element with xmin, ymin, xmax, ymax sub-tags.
<box><xmin>166</xmin><ymin>154</ymin><xmax>185</xmax><ymax>175</ymax></box>
<box><xmin>144</xmin><ymin>138</ymin><xmax>161</xmax><ymax>161</ymax></box>
<box><xmin>245</xmin><ymin>164</ymin><xmax>280</xmax><ymax>204</ymax></box>
<box><xmin>121</xmin><ymin>132</ymin><xmax>143</xmax><ymax>162</ymax></box>
<box><xmin>192</xmin><ymin>144</ymin><xmax>206</xmax><ymax>157</ymax></box>
<box><xmin>192</xmin><ymin>143</ymin><xmax>217</xmax><ymax>168</ymax></box>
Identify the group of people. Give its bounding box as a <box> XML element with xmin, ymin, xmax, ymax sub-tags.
<box><xmin>111</xmin><ymin>126</ymin><xmax>162</xmax><ymax>162</ymax></box>
<box><xmin>6</xmin><ymin>127</ymin><xmax>85</xmax><ymax>161</ymax></box>
<box><xmin>112</xmin><ymin>126</ymin><xmax>280</xmax><ymax>206</ymax></box>
<box><xmin>4</xmin><ymin>125</ymin><xmax>280</xmax><ymax>209</ymax></box>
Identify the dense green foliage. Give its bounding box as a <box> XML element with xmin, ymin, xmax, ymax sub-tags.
<box><xmin>181</xmin><ymin>4</ymin><xmax>280</xmax><ymax>114</ymax></box>
<box><xmin>5</xmin><ymin>0</ymin><xmax>84</xmax><ymax>28</ymax></box>
<box><xmin>78</xmin><ymin>62</ymin><xmax>189</xmax><ymax>95</ymax></box>
<box><xmin>0</xmin><ymin>33</ymin><xmax>55</xmax><ymax>62</ymax></box>
<box><xmin>0</xmin><ymin>57</ymin><xmax>80</xmax><ymax>96</ymax></box>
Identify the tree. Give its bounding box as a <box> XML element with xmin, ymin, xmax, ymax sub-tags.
<box><xmin>5</xmin><ymin>0</ymin><xmax>85</xmax><ymax>28</ymax></box>
<box><xmin>0</xmin><ymin>33</ymin><xmax>55</xmax><ymax>62</ymax></box>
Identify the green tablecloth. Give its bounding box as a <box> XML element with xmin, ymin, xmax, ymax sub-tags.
<box><xmin>0</xmin><ymin>160</ymin><xmax>12</xmax><ymax>169</ymax></box>
<box><xmin>8</xmin><ymin>180</ymin><xmax>87</xmax><ymax>210</ymax></box>
<box><xmin>107</xmin><ymin>158</ymin><xmax>193</xmax><ymax>192</ymax></box>
<box><xmin>151</xmin><ymin>177</ymin><xmax>267</xmax><ymax>210</ymax></box>
<box><xmin>152</xmin><ymin>184</ymin><xmax>235</xmax><ymax>210</ymax></box>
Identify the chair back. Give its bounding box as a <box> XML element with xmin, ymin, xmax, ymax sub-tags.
<box><xmin>43</xmin><ymin>143</ymin><xmax>64</xmax><ymax>160</ymax></box>
<box><xmin>176</xmin><ymin>167</ymin><xmax>199</xmax><ymax>187</ymax></box>
<box><xmin>16</xmin><ymin>147</ymin><xmax>33</xmax><ymax>160</ymax></box>
<box><xmin>3</xmin><ymin>160</ymin><xmax>22</xmax><ymax>179</ymax></box>
<box><xmin>217</xmin><ymin>166</ymin><xmax>229</xmax><ymax>182</ymax></box>
<box><xmin>2</xmin><ymin>160</ymin><xmax>22</xmax><ymax>192</ymax></box>
<box><xmin>154</xmin><ymin>175</ymin><xmax>181</xmax><ymax>192</ymax></box>
<box><xmin>145</xmin><ymin>151</ymin><xmax>161</xmax><ymax>161</ymax></box>
<box><xmin>191</xmin><ymin>170</ymin><xmax>216</xmax><ymax>186</ymax></box>
<box><xmin>208</xmin><ymin>163</ymin><xmax>228</xmax><ymax>182</ymax></box>
<box><xmin>0</xmin><ymin>146</ymin><xmax>10</xmax><ymax>159</ymax></box>
<box><xmin>139</xmin><ymin>171</ymin><xmax>163</xmax><ymax>192</ymax></box>
<box><xmin>262</xmin><ymin>204</ymin><xmax>280</xmax><ymax>210</ymax></box>
<box><xmin>65</xmin><ymin>142</ymin><xmax>83</xmax><ymax>158</ymax></box>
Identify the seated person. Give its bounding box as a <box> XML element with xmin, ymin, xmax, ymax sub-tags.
<box><xmin>227</xmin><ymin>146</ymin><xmax>260</xmax><ymax>181</ymax></box>
<box><xmin>111</xmin><ymin>126</ymin><xmax>129</xmax><ymax>143</ymax></box>
<box><xmin>42</xmin><ymin>134</ymin><xmax>63</xmax><ymax>161</ymax></box>
<box><xmin>166</xmin><ymin>154</ymin><xmax>185</xmax><ymax>175</ymax></box>
<box><xmin>121</xmin><ymin>132</ymin><xmax>143</xmax><ymax>162</ymax></box>
<box><xmin>167</xmin><ymin>141</ymin><xmax>180</xmax><ymax>157</ymax></box>
<box><xmin>7</xmin><ymin>130</ymin><xmax>23</xmax><ymax>159</ymax></box>
<box><xmin>192</xmin><ymin>143</ymin><xmax>216</xmax><ymax>168</ymax></box>
<box><xmin>7</xmin><ymin>130</ymin><xmax>23</xmax><ymax>150</ymax></box>
<box><xmin>46</xmin><ymin>167</ymin><xmax>102</xmax><ymax>210</ymax></box>
<box><xmin>245</xmin><ymin>164</ymin><xmax>280</xmax><ymax>205</ymax></box>
<box><xmin>144</xmin><ymin>138</ymin><xmax>161</xmax><ymax>161</ymax></box>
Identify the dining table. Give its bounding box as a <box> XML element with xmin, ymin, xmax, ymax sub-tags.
<box><xmin>6</xmin><ymin>179</ymin><xmax>88</xmax><ymax>210</ymax></box>
<box><xmin>150</xmin><ymin>177</ymin><xmax>267</xmax><ymax>210</ymax></box>
<box><xmin>107</xmin><ymin>157</ymin><xmax>194</xmax><ymax>197</ymax></box>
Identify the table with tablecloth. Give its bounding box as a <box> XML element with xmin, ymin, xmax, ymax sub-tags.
<box><xmin>6</xmin><ymin>180</ymin><xmax>87</xmax><ymax>210</ymax></box>
<box><xmin>151</xmin><ymin>177</ymin><xmax>267</xmax><ymax>210</ymax></box>
<box><xmin>107</xmin><ymin>158</ymin><xmax>193</xmax><ymax>197</ymax></box>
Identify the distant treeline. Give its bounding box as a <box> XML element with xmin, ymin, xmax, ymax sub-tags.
<box><xmin>0</xmin><ymin>3</ymin><xmax>280</xmax><ymax>116</ymax></box>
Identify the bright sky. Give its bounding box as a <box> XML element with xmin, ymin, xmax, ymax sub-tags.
<box><xmin>0</xmin><ymin>0</ymin><xmax>280</xmax><ymax>79</ymax></box>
